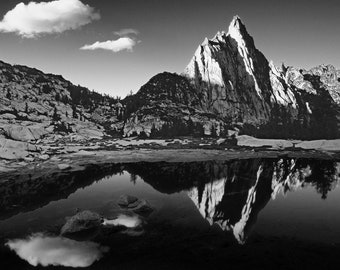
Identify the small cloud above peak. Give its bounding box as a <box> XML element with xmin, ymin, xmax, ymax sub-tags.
<box><xmin>0</xmin><ymin>0</ymin><xmax>100</xmax><ymax>38</ymax></box>
<box><xmin>80</xmin><ymin>37</ymin><xmax>140</xmax><ymax>53</ymax></box>
<box><xmin>114</xmin><ymin>28</ymin><xmax>139</xmax><ymax>37</ymax></box>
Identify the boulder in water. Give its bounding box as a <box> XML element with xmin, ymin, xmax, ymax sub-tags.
<box><xmin>60</xmin><ymin>210</ymin><xmax>103</xmax><ymax>236</ymax></box>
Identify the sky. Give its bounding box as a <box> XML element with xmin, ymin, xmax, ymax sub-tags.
<box><xmin>0</xmin><ymin>0</ymin><xmax>339</xmax><ymax>98</ymax></box>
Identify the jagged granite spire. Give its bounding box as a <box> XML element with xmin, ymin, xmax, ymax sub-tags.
<box><xmin>183</xmin><ymin>16</ymin><xmax>274</xmax><ymax>125</ymax></box>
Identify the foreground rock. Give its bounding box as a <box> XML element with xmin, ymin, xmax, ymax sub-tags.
<box><xmin>60</xmin><ymin>210</ymin><xmax>103</xmax><ymax>236</ymax></box>
<box><xmin>0</xmin><ymin>137</ymin><xmax>40</xmax><ymax>160</ymax></box>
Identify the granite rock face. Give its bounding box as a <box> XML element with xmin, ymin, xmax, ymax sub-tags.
<box><xmin>123</xmin><ymin>16</ymin><xmax>340</xmax><ymax>139</ymax></box>
<box><xmin>0</xmin><ymin>137</ymin><xmax>40</xmax><ymax>160</ymax></box>
<box><xmin>183</xmin><ymin>16</ymin><xmax>274</xmax><ymax>125</ymax></box>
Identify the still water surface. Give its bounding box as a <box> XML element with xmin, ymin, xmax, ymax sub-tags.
<box><xmin>1</xmin><ymin>158</ymin><xmax>340</xmax><ymax>269</ymax></box>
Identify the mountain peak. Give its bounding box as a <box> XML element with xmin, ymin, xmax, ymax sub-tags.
<box><xmin>230</xmin><ymin>15</ymin><xmax>242</xmax><ymax>28</ymax></box>
<box><xmin>183</xmin><ymin>15</ymin><xmax>263</xmax><ymax>99</ymax></box>
<box><xmin>227</xmin><ymin>15</ymin><xmax>251</xmax><ymax>43</ymax></box>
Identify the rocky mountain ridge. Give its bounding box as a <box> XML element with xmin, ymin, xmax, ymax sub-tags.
<box><xmin>124</xmin><ymin>16</ymin><xmax>340</xmax><ymax>139</ymax></box>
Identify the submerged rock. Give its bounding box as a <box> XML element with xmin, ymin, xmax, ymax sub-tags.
<box><xmin>117</xmin><ymin>195</ymin><xmax>153</xmax><ymax>213</ymax></box>
<box><xmin>60</xmin><ymin>210</ymin><xmax>103</xmax><ymax>236</ymax></box>
<box><xmin>117</xmin><ymin>195</ymin><xmax>139</xmax><ymax>207</ymax></box>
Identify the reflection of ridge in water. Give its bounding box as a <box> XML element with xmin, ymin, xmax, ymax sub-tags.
<box><xmin>187</xmin><ymin>160</ymin><xmax>272</xmax><ymax>244</ymax></box>
<box><xmin>186</xmin><ymin>159</ymin><xmax>340</xmax><ymax>244</ymax></box>
<box><xmin>126</xmin><ymin>159</ymin><xmax>340</xmax><ymax>244</ymax></box>
<box><xmin>0</xmin><ymin>163</ymin><xmax>124</xmax><ymax>220</ymax></box>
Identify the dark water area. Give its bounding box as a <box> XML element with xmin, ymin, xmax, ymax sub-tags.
<box><xmin>1</xmin><ymin>158</ymin><xmax>340</xmax><ymax>269</ymax></box>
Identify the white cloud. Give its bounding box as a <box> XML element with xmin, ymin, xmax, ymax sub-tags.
<box><xmin>0</xmin><ymin>0</ymin><xmax>100</xmax><ymax>38</ymax></box>
<box><xmin>114</xmin><ymin>28</ymin><xmax>139</xmax><ymax>37</ymax></box>
<box><xmin>80</xmin><ymin>37</ymin><xmax>139</xmax><ymax>53</ymax></box>
<box><xmin>6</xmin><ymin>233</ymin><xmax>109</xmax><ymax>268</ymax></box>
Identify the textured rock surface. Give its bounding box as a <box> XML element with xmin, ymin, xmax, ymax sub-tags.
<box><xmin>0</xmin><ymin>138</ymin><xmax>40</xmax><ymax>160</ymax></box>
<box><xmin>3</xmin><ymin>124</ymin><xmax>49</xmax><ymax>142</ymax></box>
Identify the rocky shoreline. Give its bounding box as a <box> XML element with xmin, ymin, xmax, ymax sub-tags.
<box><xmin>1</xmin><ymin>136</ymin><xmax>340</xmax><ymax>181</ymax></box>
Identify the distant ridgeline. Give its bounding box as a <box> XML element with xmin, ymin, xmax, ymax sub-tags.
<box><xmin>1</xmin><ymin>16</ymin><xmax>340</xmax><ymax>141</ymax></box>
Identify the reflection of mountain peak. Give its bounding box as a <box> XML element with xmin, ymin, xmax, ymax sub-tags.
<box><xmin>188</xmin><ymin>178</ymin><xmax>226</xmax><ymax>226</ymax></box>
<box><xmin>187</xmin><ymin>159</ymin><xmax>340</xmax><ymax>244</ymax></box>
<box><xmin>187</xmin><ymin>162</ymin><xmax>270</xmax><ymax>244</ymax></box>
<box><xmin>271</xmin><ymin>159</ymin><xmax>307</xmax><ymax>199</ymax></box>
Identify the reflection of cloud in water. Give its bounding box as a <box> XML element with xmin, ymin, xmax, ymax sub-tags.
<box><xmin>103</xmin><ymin>214</ymin><xmax>142</xmax><ymax>228</ymax></box>
<box><xmin>6</xmin><ymin>233</ymin><xmax>109</xmax><ymax>268</ymax></box>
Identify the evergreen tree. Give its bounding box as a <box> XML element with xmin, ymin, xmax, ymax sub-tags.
<box><xmin>72</xmin><ymin>104</ymin><xmax>77</xmax><ymax>119</ymax></box>
<box><xmin>53</xmin><ymin>107</ymin><xmax>61</xmax><ymax>121</ymax></box>
<box><xmin>6</xmin><ymin>89</ymin><xmax>11</xmax><ymax>99</ymax></box>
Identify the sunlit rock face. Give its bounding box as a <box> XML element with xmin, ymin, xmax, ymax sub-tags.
<box><xmin>123</xmin><ymin>16</ymin><xmax>340</xmax><ymax>139</ymax></box>
<box><xmin>182</xmin><ymin>16</ymin><xmax>340</xmax><ymax>139</ymax></box>
<box><xmin>183</xmin><ymin>16</ymin><xmax>273</xmax><ymax>125</ymax></box>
